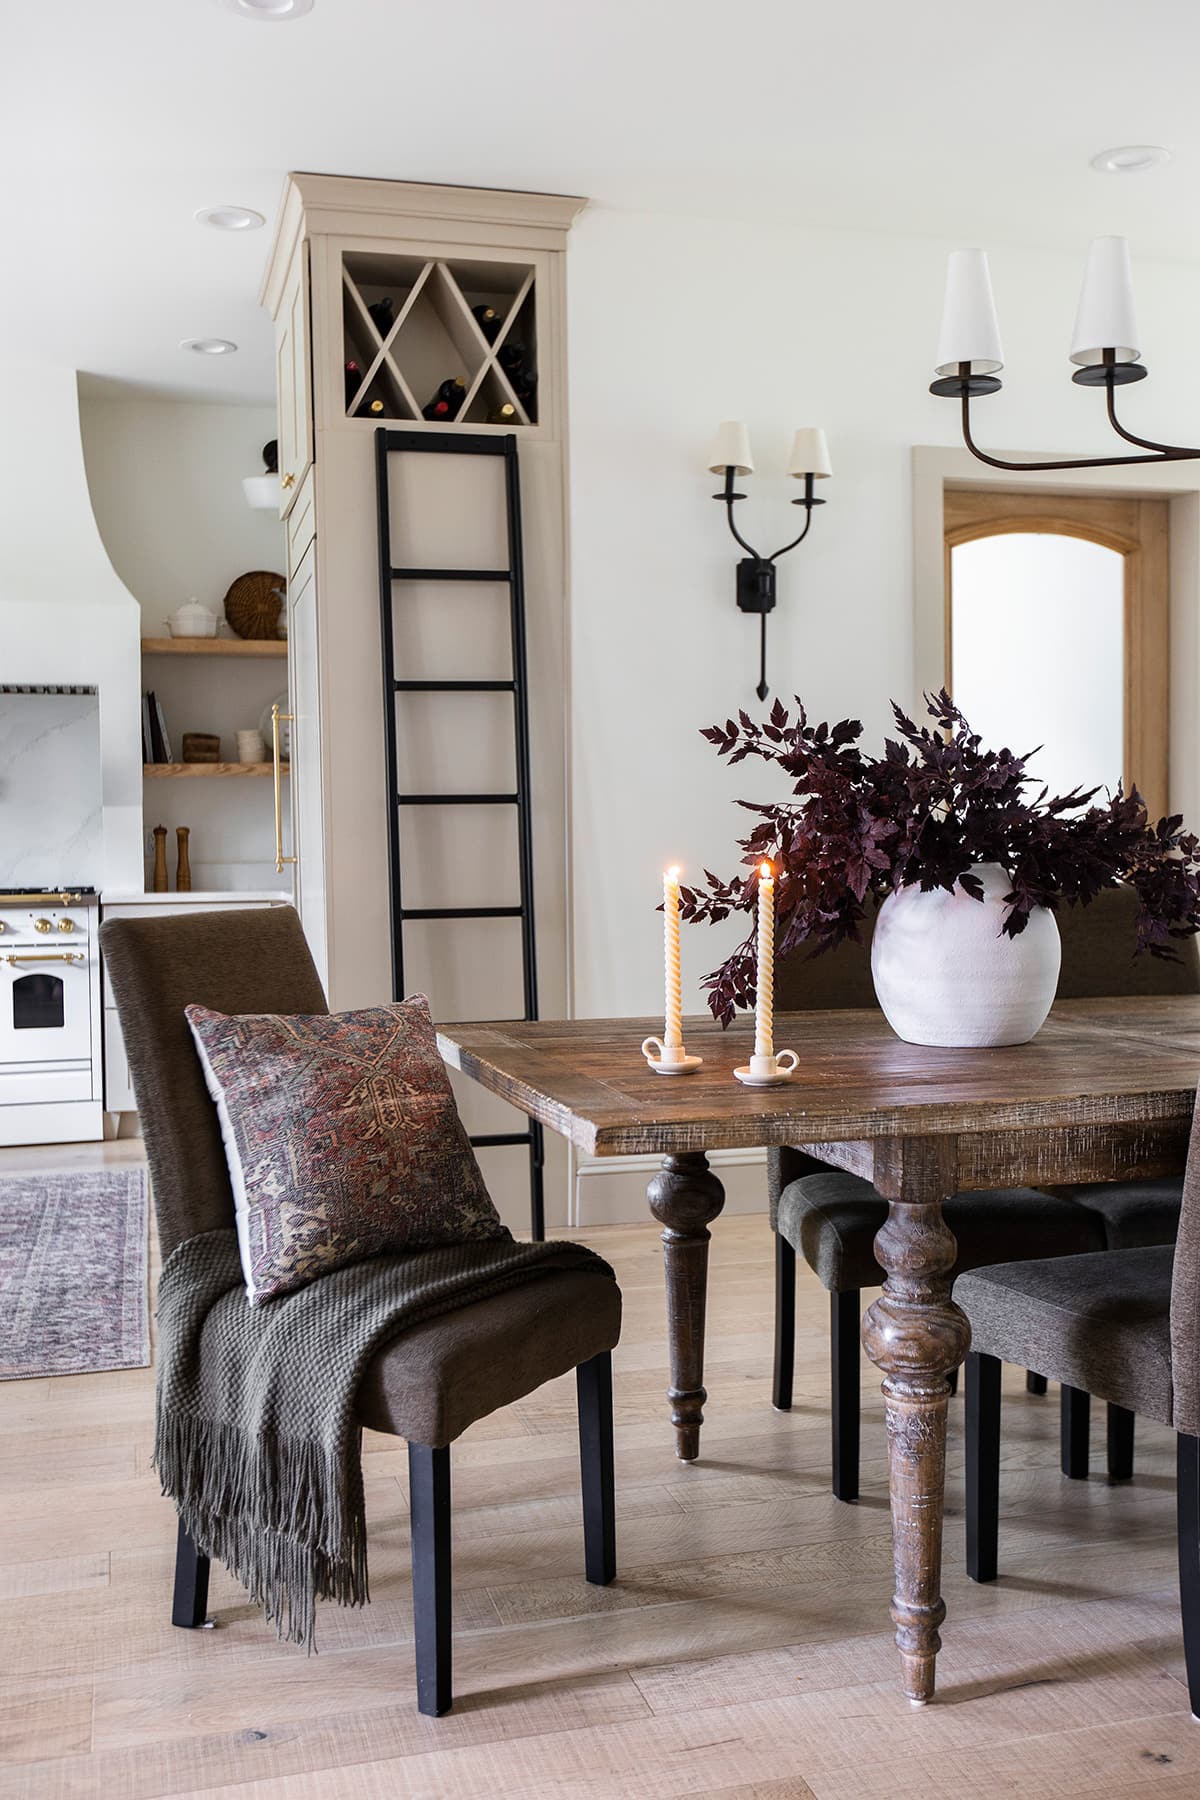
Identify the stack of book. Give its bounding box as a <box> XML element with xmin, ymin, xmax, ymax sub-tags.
<box><xmin>141</xmin><ymin>692</ymin><xmax>173</xmax><ymax>763</ymax></box>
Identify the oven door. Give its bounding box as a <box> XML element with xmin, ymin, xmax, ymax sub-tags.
<box><xmin>0</xmin><ymin>944</ymin><xmax>95</xmax><ymax>1102</ymax></box>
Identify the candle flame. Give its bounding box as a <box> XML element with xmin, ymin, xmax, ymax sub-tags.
<box><xmin>667</xmin><ymin>864</ymin><xmax>681</xmax><ymax>880</ymax></box>
<box><xmin>760</xmin><ymin>860</ymin><xmax>773</xmax><ymax>879</ymax></box>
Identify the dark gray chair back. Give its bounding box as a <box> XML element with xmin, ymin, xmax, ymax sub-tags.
<box><xmin>100</xmin><ymin>907</ymin><xmax>328</xmax><ymax>1258</ymax></box>
<box><xmin>1172</xmin><ymin>1106</ymin><xmax>1200</xmax><ymax>1436</ymax></box>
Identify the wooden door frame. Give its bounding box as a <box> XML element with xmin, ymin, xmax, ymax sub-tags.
<box><xmin>942</xmin><ymin>487</ymin><xmax>1170</xmax><ymax>820</ymax></box>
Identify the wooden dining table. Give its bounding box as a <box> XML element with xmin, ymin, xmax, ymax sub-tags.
<box><xmin>437</xmin><ymin>996</ymin><xmax>1200</xmax><ymax>1705</ymax></box>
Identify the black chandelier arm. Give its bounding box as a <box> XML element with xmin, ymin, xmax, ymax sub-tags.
<box><xmin>959</xmin><ymin>386</ymin><xmax>1185</xmax><ymax>474</ymax></box>
<box><xmin>765</xmin><ymin>505</ymin><xmax>815</xmax><ymax>565</ymax></box>
<box><xmin>756</xmin><ymin>613</ymin><xmax>769</xmax><ymax>702</ymax></box>
<box><xmin>1104</xmin><ymin>377</ymin><xmax>1200</xmax><ymax>458</ymax></box>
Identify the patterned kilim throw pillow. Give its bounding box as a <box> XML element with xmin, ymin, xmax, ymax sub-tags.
<box><xmin>186</xmin><ymin>996</ymin><xmax>507</xmax><ymax>1303</ymax></box>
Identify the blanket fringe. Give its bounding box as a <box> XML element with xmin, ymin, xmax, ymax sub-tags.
<box><xmin>154</xmin><ymin>1410</ymin><xmax>368</xmax><ymax>1651</ymax></box>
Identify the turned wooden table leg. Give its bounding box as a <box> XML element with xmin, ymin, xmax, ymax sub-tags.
<box><xmin>647</xmin><ymin>1151</ymin><xmax>726</xmax><ymax>1461</ymax></box>
<box><xmin>860</xmin><ymin>1137</ymin><xmax>971</xmax><ymax>1706</ymax></box>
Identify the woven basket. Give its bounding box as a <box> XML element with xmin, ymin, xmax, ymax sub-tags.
<box><xmin>224</xmin><ymin>570</ymin><xmax>286</xmax><ymax>640</ymax></box>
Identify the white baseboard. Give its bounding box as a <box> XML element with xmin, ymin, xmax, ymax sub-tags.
<box><xmin>573</xmin><ymin>1147</ymin><xmax>769</xmax><ymax>1227</ymax></box>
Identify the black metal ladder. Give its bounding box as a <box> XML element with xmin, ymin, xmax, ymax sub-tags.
<box><xmin>374</xmin><ymin>428</ymin><xmax>545</xmax><ymax>1239</ymax></box>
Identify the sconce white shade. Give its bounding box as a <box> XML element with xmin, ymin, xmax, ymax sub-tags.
<box><xmin>708</xmin><ymin>420</ymin><xmax>754</xmax><ymax>474</ymax></box>
<box><xmin>1070</xmin><ymin>235</ymin><xmax>1141</xmax><ymax>366</ymax></box>
<box><xmin>787</xmin><ymin>428</ymin><xmax>832</xmax><ymax>480</ymax></box>
<box><xmin>242</xmin><ymin>473</ymin><xmax>282</xmax><ymax>510</ymax></box>
<box><xmin>934</xmin><ymin>249</ymin><xmax>1005</xmax><ymax>377</ymax></box>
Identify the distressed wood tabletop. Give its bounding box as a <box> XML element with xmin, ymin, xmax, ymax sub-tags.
<box><xmin>438</xmin><ymin>996</ymin><xmax>1200</xmax><ymax>1158</ymax></box>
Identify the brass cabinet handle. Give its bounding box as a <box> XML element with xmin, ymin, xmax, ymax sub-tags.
<box><xmin>4</xmin><ymin>951</ymin><xmax>84</xmax><ymax>965</ymax></box>
<box><xmin>272</xmin><ymin>703</ymin><xmax>296</xmax><ymax>874</ymax></box>
<box><xmin>34</xmin><ymin>917</ymin><xmax>52</xmax><ymax>934</ymax></box>
<box><xmin>281</xmin><ymin>472</ymin><xmax>295</xmax><ymax>489</ymax></box>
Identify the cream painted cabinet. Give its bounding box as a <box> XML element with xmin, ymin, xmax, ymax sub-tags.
<box><xmin>274</xmin><ymin>242</ymin><xmax>313</xmax><ymax>516</ymax></box>
<box><xmin>259</xmin><ymin>175</ymin><xmax>582</xmax><ymax>1229</ymax></box>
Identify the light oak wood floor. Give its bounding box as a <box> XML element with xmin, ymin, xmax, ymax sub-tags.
<box><xmin>3</xmin><ymin>1140</ymin><xmax>1200</xmax><ymax>1796</ymax></box>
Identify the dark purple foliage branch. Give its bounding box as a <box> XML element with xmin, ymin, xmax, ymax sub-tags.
<box><xmin>682</xmin><ymin>689</ymin><xmax>1200</xmax><ymax>1026</ymax></box>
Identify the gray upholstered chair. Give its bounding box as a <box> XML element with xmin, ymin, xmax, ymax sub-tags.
<box><xmin>769</xmin><ymin>886</ymin><xmax>1197</xmax><ymax>1502</ymax></box>
<box><xmin>101</xmin><ymin>906</ymin><xmax>620</xmax><ymax>1718</ymax></box>
<box><xmin>957</xmin><ymin>1105</ymin><xmax>1200</xmax><ymax>1716</ymax></box>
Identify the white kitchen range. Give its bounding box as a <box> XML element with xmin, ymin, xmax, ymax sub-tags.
<box><xmin>0</xmin><ymin>888</ymin><xmax>102</xmax><ymax>1145</ymax></box>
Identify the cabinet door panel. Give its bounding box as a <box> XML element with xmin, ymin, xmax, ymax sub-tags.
<box><xmin>276</xmin><ymin>244</ymin><xmax>313</xmax><ymax>515</ymax></box>
<box><xmin>288</xmin><ymin>539</ymin><xmax>328</xmax><ymax>987</ymax></box>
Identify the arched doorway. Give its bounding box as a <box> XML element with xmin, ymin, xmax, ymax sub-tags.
<box><xmin>944</xmin><ymin>489</ymin><xmax>1169</xmax><ymax>818</ymax></box>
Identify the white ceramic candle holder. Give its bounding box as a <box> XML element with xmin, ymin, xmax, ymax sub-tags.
<box><xmin>734</xmin><ymin>1048</ymin><xmax>799</xmax><ymax>1087</ymax></box>
<box><xmin>642</xmin><ymin>1035</ymin><xmax>703</xmax><ymax>1076</ymax></box>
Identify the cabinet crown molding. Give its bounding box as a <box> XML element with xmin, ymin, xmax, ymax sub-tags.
<box><xmin>259</xmin><ymin>173</ymin><xmax>587</xmax><ymax>314</ymax></box>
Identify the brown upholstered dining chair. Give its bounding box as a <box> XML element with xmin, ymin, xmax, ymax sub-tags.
<box><xmin>957</xmin><ymin>1096</ymin><xmax>1200</xmax><ymax>1716</ymax></box>
<box><xmin>101</xmin><ymin>906</ymin><xmax>620</xmax><ymax>1718</ymax></box>
<box><xmin>768</xmin><ymin>885</ymin><xmax>1198</xmax><ymax>1502</ymax></box>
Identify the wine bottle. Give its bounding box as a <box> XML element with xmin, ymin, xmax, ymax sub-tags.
<box><xmin>344</xmin><ymin>360</ymin><xmax>363</xmax><ymax>410</ymax></box>
<box><xmin>486</xmin><ymin>401</ymin><xmax>517</xmax><ymax>425</ymax></box>
<box><xmin>356</xmin><ymin>396</ymin><xmax>388</xmax><ymax>419</ymax></box>
<box><xmin>497</xmin><ymin>342</ymin><xmax>536</xmax><ymax>410</ymax></box>
<box><xmin>421</xmin><ymin>377</ymin><xmax>467</xmax><ymax>422</ymax></box>
<box><xmin>367</xmin><ymin>296</ymin><xmax>395</xmax><ymax>338</ymax></box>
<box><xmin>472</xmin><ymin>304</ymin><xmax>501</xmax><ymax>344</ymax></box>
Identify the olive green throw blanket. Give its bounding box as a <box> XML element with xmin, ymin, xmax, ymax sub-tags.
<box><xmin>154</xmin><ymin>1227</ymin><xmax>615</xmax><ymax>1649</ymax></box>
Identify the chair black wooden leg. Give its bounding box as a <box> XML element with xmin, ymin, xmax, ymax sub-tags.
<box><xmin>1026</xmin><ymin>1371</ymin><xmax>1048</xmax><ymax>1395</ymax></box>
<box><xmin>171</xmin><ymin>1517</ymin><xmax>211</xmax><ymax>1628</ymax></box>
<box><xmin>1107</xmin><ymin>1403</ymin><xmax>1136</xmax><ymax>1482</ymax></box>
<box><xmin>409</xmin><ymin>1443</ymin><xmax>452</xmax><ymax>1717</ymax></box>
<box><xmin>831</xmin><ymin>1288</ymin><xmax>861</xmax><ymax>1503</ymax></box>
<box><xmin>170</xmin><ymin>1519</ymin><xmax>211</xmax><ymax>1634</ymax></box>
<box><xmin>773</xmin><ymin>1236</ymin><xmax>796</xmax><ymax>1411</ymax></box>
<box><xmin>1178</xmin><ymin>1433</ymin><xmax>1200</xmax><ymax>1719</ymax></box>
<box><xmin>577</xmin><ymin>1351</ymin><xmax>616</xmax><ymax>1586</ymax></box>
<box><xmin>1061</xmin><ymin>1385</ymin><xmax>1091</xmax><ymax>1479</ymax></box>
<box><xmin>965</xmin><ymin>1351</ymin><xmax>1001</xmax><ymax>1583</ymax></box>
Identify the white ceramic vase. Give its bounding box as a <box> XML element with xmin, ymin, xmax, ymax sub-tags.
<box><xmin>870</xmin><ymin>862</ymin><xmax>1061</xmax><ymax>1048</ymax></box>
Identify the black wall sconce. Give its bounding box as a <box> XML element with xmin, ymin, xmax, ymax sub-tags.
<box><xmin>708</xmin><ymin>422</ymin><xmax>832</xmax><ymax>699</ymax></box>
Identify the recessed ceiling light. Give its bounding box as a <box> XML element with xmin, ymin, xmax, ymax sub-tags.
<box><xmin>181</xmin><ymin>338</ymin><xmax>238</xmax><ymax>356</ymax></box>
<box><xmin>195</xmin><ymin>205</ymin><xmax>265</xmax><ymax>232</ymax></box>
<box><xmin>1090</xmin><ymin>145</ymin><xmax>1170</xmax><ymax>175</ymax></box>
<box><xmin>221</xmin><ymin>0</ymin><xmax>314</xmax><ymax>18</ymax></box>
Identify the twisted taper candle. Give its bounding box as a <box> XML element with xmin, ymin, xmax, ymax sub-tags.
<box><xmin>754</xmin><ymin>861</ymin><xmax>774</xmax><ymax>1059</ymax></box>
<box><xmin>664</xmin><ymin>865</ymin><xmax>683</xmax><ymax>1049</ymax></box>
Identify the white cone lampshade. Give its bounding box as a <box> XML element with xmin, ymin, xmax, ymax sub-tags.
<box><xmin>1070</xmin><ymin>236</ymin><xmax>1141</xmax><ymax>367</ymax></box>
<box><xmin>708</xmin><ymin>420</ymin><xmax>754</xmax><ymax>475</ymax></box>
<box><xmin>787</xmin><ymin>428</ymin><xmax>832</xmax><ymax>480</ymax></box>
<box><xmin>934</xmin><ymin>249</ymin><xmax>1005</xmax><ymax>377</ymax></box>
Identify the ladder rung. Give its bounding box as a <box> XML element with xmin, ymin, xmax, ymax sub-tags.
<box><xmin>397</xmin><ymin>792</ymin><xmax>518</xmax><ymax>806</ymax></box>
<box><xmin>469</xmin><ymin>1132</ymin><xmax>534</xmax><ymax>1149</ymax></box>
<box><xmin>390</xmin><ymin>567</ymin><xmax>511</xmax><ymax>582</ymax></box>
<box><xmin>394</xmin><ymin>679</ymin><xmax>516</xmax><ymax>692</ymax></box>
<box><xmin>399</xmin><ymin>906</ymin><xmax>524</xmax><ymax>920</ymax></box>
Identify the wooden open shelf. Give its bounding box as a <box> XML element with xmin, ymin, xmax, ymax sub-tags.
<box><xmin>342</xmin><ymin>253</ymin><xmax>538</xmax><ymax>427</ymax></box>
<box><xmin>141</xmin><ymin>638</ymin><xmax>287</xmax><ymax>658</ymax></box>
<box><xmin>143</xmin><ymin>762</ymin><xmax>290</xmax><ymax>778</ymax></box>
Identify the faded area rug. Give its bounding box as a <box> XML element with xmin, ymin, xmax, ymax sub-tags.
<box><xmin>0</xmin><ymin>1167</ymin><xmax>150</xmax><ymax>1378</ymax></box>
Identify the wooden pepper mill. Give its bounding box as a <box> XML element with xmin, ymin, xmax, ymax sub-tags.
<box><xmin>151</xmin><ymin>825</ymin><xmax>168</xmax><ymax>893</ymax></box>
<box><xmin>176</xmin><ymin>826</ymin><xmax>192</xmax><ymax>893</ymax></box>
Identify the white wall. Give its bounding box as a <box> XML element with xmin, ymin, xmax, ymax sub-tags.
<box><xmin>565</xmin><ymin>206</ymin><xmax>1200</xmax><ymax>1217</ymax></box>
<box><xmin>80</xmin><ymin>398</ymin><xmax>287</xmax><ymax>889</ymax></box>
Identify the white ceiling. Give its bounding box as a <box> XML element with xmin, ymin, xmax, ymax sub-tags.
<box><xmin>3</xmin><ymin>0</ymin><xmax>1197</xmax><ymax>405</ymax></box>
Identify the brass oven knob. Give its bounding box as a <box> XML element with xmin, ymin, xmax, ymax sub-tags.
<box><xmin>57</xmin><ymin>917</ymin><xmax>76</xmax><ymax>934</ymax></box>
<box><xmin>34</xmin><ymin>917</ymin><xmax>52</xmax><ymax>934</ymax></box>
